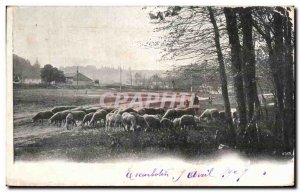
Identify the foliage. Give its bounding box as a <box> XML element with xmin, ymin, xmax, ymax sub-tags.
<box><xmin>13</xmin><ymin>54</ymin><xmax>40</xmax><ymax>81</ymax></box>
<box><xmin>41</xmin><ymin>64</ymin><xmax>66</xmax><ymax>84</ymax></box>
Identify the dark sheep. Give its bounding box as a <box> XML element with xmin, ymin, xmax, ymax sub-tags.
<box><xmin>90</xmin><ymin>109</ymin><xmax>108</xmax><ymax>127</ymax></box>
<box><xmin>51</xmin><ymin>106</ymin><xmax>77</xmax><ymax>113</ymax></box>
<box><xmin>85</xmin><ymin>107</ymin><xmax>102</xmax><ymax>114</ymax></box>
<box><xmin>69</xmin><ymin>111</ymin><xmax>86</xmax><ymax>122</ymax></box>
<box><xmin>219</xmin><ymin>109</ymin><xmax>237</xmax><ymax>123</ymax></box>
<box><xmin>219</xmin><ymin>111</ymin><xmax>226</xmax><ymax>122</ymax></box>
<box><xmin>179</xmin><ymin>115</ymin><xmax>197</xmax><ymax>130</ymax></box>
<box><xmin>137</xmin><ymin>107</ymin><xmax>165</xmax><ymax>116</ymax></box>
<box><xmin>32</xmin><ymin>111</ymin><xmax>54</xmax><ymax>124</ymax></box>
<box><xmin>118</xmin><ymin>108</ymin><xmax>137</xmax><ymax>115</ymax></box>
<box><xmin>65</xmin><ymin>111</ymin><xmax>86</xmax><ymax>129</ymax></box>
<box><xmin>160</xmin><ymin>118</ymin><xmax>174</xmax><ymax>130</ymax></box>
<box><xmin>82</xmin><ymin>112</ymin><xmax>95</xmax><ymax>126</ymax></box>
<box><xmin>143</xmin><ymin>114</ymin><xmax>161</xmax><ymax>132</ymax></box>
<box><xmin>48</xmin><ymin>110</ymin><xmax>71</xmax><ymax>127</ymax></box>
<box><xmin>103</xmin><ymin>107</ymin><xmax>117</xmax><ymax>113</ymax></box>
<box><xmin>163</xmin><ymin>107</ymin><xmax>195</xmax><ymax>120</ymax></box>
<box><xmin>71</xmin><ymin>106</ymin><xmax>87</xmax><ymax>113</ymax></box>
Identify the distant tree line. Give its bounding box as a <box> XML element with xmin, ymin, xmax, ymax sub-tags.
<box><xmin>13</xmin><ymin>54</ymin><xmax>40</xmax><ymax>82</ymax></box>
<box><xmin>13</xmin><ymin>54</ymin><xmax>66</xmax><ymax>84</ymax></box>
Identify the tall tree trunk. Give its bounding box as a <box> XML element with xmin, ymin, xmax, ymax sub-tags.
<box><xmin>239</xmin><ymin>7</ymin><xmax>260</xmax><ymax>150</ymax></box>
<box><xmin>272</xmin><ymin>8</ymin><xmax>285</xmax><ymax>146</ymax></box>
<box><xmin>283</xmin><ymin>10</ymin><xmax>295</xmax><ymax>152</ymax></box>
<box><xmin>239</xmin><ymin>7</ymin><xmax>260</xmax><ymax>120</ymax></box>
<box><xmin>224</xmin><ymin>8</ymin><xmax>247</xmax><ymax>143</ymax></box>
<box><xmin>208</xmin><ymin>7</ymin><xmax>236</xmax><ymax>146</ymax></box>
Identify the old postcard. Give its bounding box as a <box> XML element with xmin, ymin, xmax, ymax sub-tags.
<box><xmin>6</xmin><ymin>6</ymin><xmax>295</xmax><ymax>186</ymax></box>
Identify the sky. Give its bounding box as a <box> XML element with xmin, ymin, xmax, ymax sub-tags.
<box><xmin>12</xmin><ymin>6</ymin><xmax>173</xmax><ymax>70</ymax></box>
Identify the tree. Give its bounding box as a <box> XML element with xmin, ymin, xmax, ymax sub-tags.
<box><xmin>41</xmin><ymin>64</ymin><xmax>54</xmax><ymax>84</ymax></box>
<box><xmin>146</xmin><ymin>6</ymin><xmax>295</xmax><ymax>153</ymax></box>
<box><xmin>208</xmin><ymin>7</ymin><xmax>235</xmax><ymax>145</ymax></box>
<box><xmin>147</xmin><ymin>6</ymin><xmax>236</xmax><ymax>146</ymax></box>
<box><xmin>32</xmin><ymin>59</ymin><xmax>41</xmax><ymax>78</ymax></box>
<box><xmin>127</xmin><ymin>67</ymin><xmax>133</xmax><ymax>87</ymax></box>
<box><xmin>252</xmin><ymin>7</ymin><xmax>295</xmax><ymax>152</ymax></box>
<box><xmin>224</xmin><ymin>7</ymin><xmax>247</xmax><ymax>139</ymax></box>
<box><xmin>282</xmin><ymin>9</ymin><xmax>295</xmax><ymax>152</ymax></box>
<box><xmin>55</xmin><ymin>69</ymin><xmax>66</xmax><ymax>83</ymax></box>
<box><xmin>134</xmin><ymin>72</ymin><xmax>142</xmax><ymax>87</ymax></box>
<box><xmin>13</xmin><ymin>54</ymin><xmax>41</xmax><ymax>81</ymax></box>
<box><xmin>239</xmin><ymin>8</ymin><xmax>261</xmax><ymax>120</ymax></box>
<box><xmin>41</xmin><ymin>64</ymin><xmax>66</xmax><ymax>84</ymax></box>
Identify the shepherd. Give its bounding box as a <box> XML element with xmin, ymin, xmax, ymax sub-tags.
<box><xmin>193</xmin><ymin>93</ymin><xmax>200</xmax><ymax>115</ymax></box>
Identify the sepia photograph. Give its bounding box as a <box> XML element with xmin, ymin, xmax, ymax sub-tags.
<box><xmin>6</xmin><ymin>5</ymin><xmax>295</xmax><ymax>186</ymax></box>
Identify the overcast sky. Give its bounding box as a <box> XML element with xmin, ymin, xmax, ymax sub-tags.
<box><xmin>12</xmin><ymin>7</ymin><xmax>173</xmax><ymax>70</ymax></box>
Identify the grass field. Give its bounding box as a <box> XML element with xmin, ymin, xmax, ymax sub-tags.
<box><xmin>13</xmin><ymin>87</ymin><xmax>234</xmax><ymax>162</ymax></box>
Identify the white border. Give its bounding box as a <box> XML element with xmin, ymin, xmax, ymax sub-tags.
<box><xmin>1</xmin><ymin>0</ymin><xmax>299</xmax><ymax>191</ymax></box>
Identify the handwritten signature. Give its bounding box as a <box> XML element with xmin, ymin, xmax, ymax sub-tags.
<box><xmin>125</xmin><ymin>167</ymin><xmax>267</xmax><ymax>182</ymax></box>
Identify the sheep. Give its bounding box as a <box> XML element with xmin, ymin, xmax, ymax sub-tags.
<box><xmin>65</xmin><ymin>113</ymin><xmax>77</xmax><ymax>130</ymax></box>
<box><xmin>51</xmin><ymin>106</ymin><xmax>77</xmax><ymax>113</ymax></box>
<box><xmin>231</xmin><ymin>108</ymin><xmax>238</xmax><ymax>120</ymax></box>
<box><xmin>65</xmin><ymin>111</ymin><xmax>86</xmax><ymax>129</ymax></box>
<box><xmin>156</xmin><ymin>108</ymin><xmax>166</xmax><ymax>116</ymax></box>
<box><xmin>179</xmin><ymin>115</ymin><xmax>197</xmax><ymax>130</ymax></box>
<box><xmin>129</xmin><ymin>112</ymin><xmax>149</xmax><ymax>131</ymax></box>
<box><xmin>102</xmin><ymin>107</ymin><xmax>117</xmax><ymax>113</ymax></box>
<box><xmin>112</xmin><ymin>113</ymin><xmax>122</xmax><ymax>130</ymax></box>
<box><xmin>32</xmin><ymin>111</ymin><xmax>54</xmax><ymax>125</ymax></box>
<box><xmin>121</xmin><ymin>112</ymin><xmax>137</xmax><ymax>132</ymax></box>
<box><xmin>85</xmin><ymin>107</ymin><xmax>102</xmax><ymax>114</ymax></box>
<box><xmin>194</xmin><ymin>116</ymin><xmax>201</xmax><ymax>127</ymax></box>
<box><xmin>200</xmin><ymin>108</ymin><xmax>219</xmax><ymax>122</ymax></box>
<box><xmin>69</xmin><ymin>111</ymin><xmax>86</xmax><ymax>122</ymax></box>
<box><xmin>163</xmin><ymin>107</ymin><xmax>195</xmax><ymax>120</ymax></box>
<box><xmin>232</xmin><ymin>110</ymin><xmax>239</xmax><ymax>127</ymax></box>
<box><xmin>105</xmin><ymin>113</ymin><xmax>114</xmax><ymax>131</ymax></box>
<box><xmin>144</xmin><ymin>114</ymin><xmax>162</xmax><ymax>120</ymax></box>
<box><xmin>163</xmin><ymin>109</ymin><xmax>176</xmax><ymax>119</ymax></box>
<box><xmin>118</xmin><ymin>108</ymin><xmax>137</xmax><ymax>115</ymax></box>
<box><xmin>160</xmin><ymin>118</ymin><xmax>174</xmax><ymax>130</ymax></box>
<box><xmin>143</xmin><ymin>114</ymin><xmax>161</xmax><ymax>132</ymax></box>
<box><xmin>219</xmin><ymin>109</ymin><xmax>237</xmax><ymax>123</ymax></box>
<box><xmin>48</xmin><ymin>112</ymin><xmax>60</xmax><ymax>126</ymax></box>
<box><xmin>90</xmin><ymin>109</ymin><xmax>108</xmax><ymax>128</ymax></box>
<box><xmin>59</xmin><ymin>110</ymin><xmax>73</xmax><ymax>124</ymax></box>
<box><xmin>105</xmin><ymin>113</ymin><xmax>122</xmax><ymax>132</ymax></box>
<box><xmin>173</xmin><ymin>118</ymin><xmax>180</xmax><ymax>129</ymax></box>
<box><xmin>137</xmin><ymin>108</ymin><xmax>165</xmax><ymax>116</ymax></box>
<box><xmin>48</xmin><ymin>110</ymin><xmax>70</xmax><ymax>127</ymax></box>
<box><xmin>82</xmin><ymin>112</ymin><xmax>95</xmax><ymax>127</ymax></box>
<box><xmin>219</xmin><ymin>111</ymin><xmax>226</xmax><ymax>122</ymax></box>
<box><xmin>71</xmin><ymin>106</ymin><xmax>87</xmax><ymax>113</ymax></box>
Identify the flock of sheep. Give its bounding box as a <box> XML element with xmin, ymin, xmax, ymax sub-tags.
<box><xmin>32</xmin><ymin>105</ymin><xmax>238</xmax><ymax>132</ymax></box>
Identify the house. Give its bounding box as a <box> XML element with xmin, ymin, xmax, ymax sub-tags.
<box><xmin>65</xmin><ymin>72</ymin><xmax>93</xmax><ymax>86</ymax></box>
<box><xmin>23</xmin><ymin>78</ymin><xmax>42</xmax><ymax>84</ymax></box>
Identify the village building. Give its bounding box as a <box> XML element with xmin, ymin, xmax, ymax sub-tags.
<box><xmin>64</xmin><ymin>72</ymin><xmax>94</xmax><ymax>86</ymax></box>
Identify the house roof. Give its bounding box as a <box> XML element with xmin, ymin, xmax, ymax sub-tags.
<box><xmin>65</xmin><ymin>72</ymin><xmax>93</xmax><ymax>82</ymax></box>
